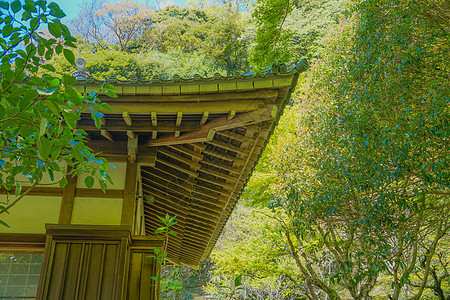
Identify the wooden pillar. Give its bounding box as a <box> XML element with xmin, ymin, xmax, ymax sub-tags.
<box><xmin>121</xmin><ymin>162</ymin><xmax>138</xmax><ymax>229</ymax></box>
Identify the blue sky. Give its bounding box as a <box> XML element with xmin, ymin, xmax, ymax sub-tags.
<box><xmin>53</xmin><ymin>0</ymin><xmax>188</xmax><ymax>21</ymax></box>
<box><xmin>5</xmin><ymin>0</ymin><xmax>187</xmax><ymax>22</ymax></box>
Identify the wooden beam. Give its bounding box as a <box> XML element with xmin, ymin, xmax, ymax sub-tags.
<box><xmin>142</xmin><ymin>177</ymin><xmax>192</xmax><ymax>199</ymax></box>
<box><xmin>0</xmin><ymin>186</ymin><xmax>124</xmax><ymax>198</ymax></box>
<box><xmin>123</xmin><ymin>111</ymin><xmax>132</xmax><ymax>126</ymax></box>
<box><xmin>202</xmin><ymin>150</ymin><xmax>245</xmax><ymax>165</ymax></box>
<box><xmin>152</xmin><ymin>131</ymin><xmax>157</xmax><ymax>139</ymax></box>
<box><xmin>167</xmin><ymin>145</ymin><xmax>203</xmax><ymax>160</ymax></box>
<box><xmin>199</xmin><ymin>166</ymin><xmax>236</xmax><ymax>182</ymax></box>
<box><xmin>75</xmin><ymin>189</ymin><xmax>124</xmax><ymax>198</ymax></box>
<box><xmin>176</xmin><ymin>112</ymin><xmax>182</xmax><ymax>127</ymax></box>
<box><xmin>207</xmin><ymin>140</ymin><xmax>249</xmax><ymax>155</ymax></box>
<box><xmin>227</xmin><ymin>110</ymin><xmax>236</xmax><ymax>120</ymax></box>
<box><xmin>151</xmin><ymin>111</ymin><xmax>157</xmax><ymax>126</ymax></box>
<box><xmin>141</xmin><ymin>168</ymin><xmax>194</xmax><ymax>191</ymax></box>
<box><xmin>86</xmin><ymin>140</ymin><xmax>127</xmax><ymax>161</ymax></box>
<box><xmin>128</xmin><ymin>135</ymin><xmax>138</xmax><ymax>162</ymax></box>
<box><xmin>103</xmin><ymin>100</ymin><xmax>266</xmax><ymax>115</ymax></box>
<box><xmin>145</xmin><ymin>165</ymin><xmax>193</xmax><ymax>185</ymax></box>
<box><xmin>101</xmin><ymin>130</ymin><xmax>114</xmax><ymax>141</ymax></box>
<box><xmin>158</xmin><ymin>148</ymin><xmax>199</xmax><ymax>170</ymax></box>
<box><xmin>78</xmin><ymin>121</ymin><xmax>202</xmax><ymax>133</ymax></box>
<box><xmin>195</xmin><ymin>176</ymin><xmax>234</xmax><ymax>191</ymax></box>
<box><xmin>206</xmin><ymin>104</ymin><xmax>278</xmax><ymax>132</ymax></box>
<box><xmin>127</xmin><ymin>130</ymin><xmax>135</xmax><ymax>140</ymax></box>
<box><xmin>144</xmin><ymin>105</ymin><xmax>276</xmax><ymax>148</ymax></box>
<box><xmin>215</xmin><ymin>130</ymin><xmax>248</xmax><ymax>142</ymax></box>
<box><xmin>100</xmin><ymin>90</ymin><xmax>279</xmax><ymax>102</ymax></box>
<box><xmin>58</xmin><ymin>173</ymin><xmax>77</xmax><ymax>224</ymax></box>
<box><xmin>145</xmin><ymin>129</ymin><xmax>215</xmax><ymax>147</ymax></box>
<box><xmin>200</xmin><ymin>160</ymin><xmax>240</xmax><ymax>176</ymax></box>
<box><xmin>200</xmin><ymin>111</ymin><xmax>209</xmax><ymax>126</ymax></box>
<box><xmin>155</xmin><ymin>159</ymin><xmax>198</xmax><ymax>178</ymax></box>
<box><xmin>174</xmin><ymin>131</ymin><xmax>180</xmax><ymax>138</ymax></box>
<box><xmin>121</xmin><ymin>162</ymin><xmax>138</xmax><ymax>228</ymax></box>
<box><xmin>194</xmin><ymin>181</ymin><xmax>228</xmax><ymax>196</ymax></box>
<box><xmin>137</xmin><ymin>147</ymin><xmax>156</xmax><ymax>167</ymax></box>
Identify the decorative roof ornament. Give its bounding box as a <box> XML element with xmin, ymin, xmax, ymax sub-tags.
<box><xmin>71</xmin><ymin>57</ymin><xmax>90</xmax><ymax>80</ymax></box>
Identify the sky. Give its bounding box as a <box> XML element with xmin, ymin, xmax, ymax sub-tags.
<box><xmin>5</xmin><ymin>0</ymin><xmax>188</xmax><ymax>22</ymax></box>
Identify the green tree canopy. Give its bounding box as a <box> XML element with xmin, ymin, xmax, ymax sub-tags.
<box><xmin>0</xmin><ymin>0</ymin><xmax>115</xmax><ymax>225</ymax></box>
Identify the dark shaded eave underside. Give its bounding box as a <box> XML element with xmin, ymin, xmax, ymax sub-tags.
<box><xmin>75</xmin><ymin>60</ymin><xmax>308</xmax><ymax>267</ymax></box>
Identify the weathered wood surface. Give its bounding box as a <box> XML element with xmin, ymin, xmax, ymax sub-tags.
<box><xmin>36</xmin><ymin>225</ymin><xmax>164</xmax><ymax>300</ymax></box>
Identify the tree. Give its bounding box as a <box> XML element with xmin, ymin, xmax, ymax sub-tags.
<box><xmin>70</xmin><ymin>0</ymin><xmax>109</xmax><ymax>51</ymax></box>
<box><xmin>0</xmin><ymin>0</ymin><xmax>115</xmax><ymax>225</ymax></box>
<box><xmin>271</xmin><ymin>0</ymin><xmax>449</xmax><ymax>298</ymax></box>
<box><xmin>96</xmin><ymin>1</ymin><xmax>155</xmax><ymax>52</ymax></box>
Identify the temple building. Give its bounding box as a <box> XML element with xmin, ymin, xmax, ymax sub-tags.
<box><xmin>0</xmin><ymin>59</ymin><xmax>307</xmax><ymax>299</ymax></box>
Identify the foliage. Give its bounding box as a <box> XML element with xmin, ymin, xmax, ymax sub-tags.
<box><xmin>210</xmin><ymin>0</ymin><xmax>449</xmax><ymax>298</ymax></box>
<box><xmin>47</xmin><ymin>43</ymin><xmax>224</xmax><ymax>80</ymax></box>
<box><xmin>270</xmin><ymin>0</ymin><xmax>449</xmax><ymax>298</ymax></box>
<box><xmin>149</xmin><ymin>214</ymin><xmax>177</xmax><ymax>285</ymax></box>
<box><xmin>249</xmin><ymin>0</ymin><xmax>294</xmax><ymax>70</ymax></box>
<box><xmin>96</xmin><ymin>1</ymin><xmax>155</xmax><ymax>52</ymax></box>
<box><xmin>284</xmin><ymin>0</ymin><xmax>347</xmax><ymax>59</ymax></box>
<box><xmin>0</xmin><ymin>0</ymin><xmax>115</xmax><ymax>226</ymax></box>
<box><xmin>160</xmin><ymin>259</ymin><xmax>214</xmax><ymax>300</ymax></box>
<box><xmin>207</xmin><ymin>204</ymin><xmax>307</xmax><ymax>299</ymax></box>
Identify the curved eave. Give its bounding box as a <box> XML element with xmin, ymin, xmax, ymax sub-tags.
<box><xmin>75</xmin><ymin>60</ymin><xmax>308</xmax><ymax>267</ymax></box>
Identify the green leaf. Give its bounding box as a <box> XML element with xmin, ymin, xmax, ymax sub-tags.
<box><xmin>168</xmin><ymin>230</ymin><xmax>177</xmax><ymax>236</ymax></box>
<box><xmin>234</xmin><ymin>275</ymin><xmax>242</xmax><ymax>287</ymax></box>
<box><xmin>100</xmin><ymin>102</ymin><xmax>111</xmax><ymax>111</ymax></box>
<box><xmin>21</xmin><ymin>10</ymin><xmax>31</xmax><ymax>20</ymax></box>
<box><xmin>11</xmin><ymin>0</ymin><xmax>21</xmax><ymax>13</ymax></box>
<box><xmin>59</xmin><ymin>177</ymin><xmax>68</xmax><ymax>188</ymax></box>
<box><xmin>36</xmin><ymin>87</ymin><xmax>56</xmax><ymax>96</ymax></box>
<box><xmin>19</xmin><ymin>126</ymin><xmax>34</xmax><ymax>137</ymax></box>
<box><xmin>55</xmin><ymin>44</ymin><xmax>63</xmax><ymax>54</ymax></box>
<box><xmin>37</xmin><ymin>136</ymin><xmax>52</xmax><ymax>159</ymax></box>
<box><xmin>62</xmin><ymin>74</ymin><xmax>77</xmax><ymax>86</ymax></box>
<box><xmin>2</xmin><ymin>24</ymin><xmax>13</xmax><ymax>37</ymax></box>
<box><xmin>39</xmin><ymin>118</ymin><xmax>48</xmax><ymax>137</ymax></box>
<box><xmin>0</xmin><ymin>220</ymin><xmax>10</xmax><ymax>228</ymax></box>
<box><xmin>63</xmin><ymin>48</ymin><xmax>75</xmax><ymax>65</ymax></box>
<box><xmin>105</xmin><ymin>90</ymin><xmax>117</xmax><ymax>98</ymax></box>
<box><xmin>91</xmin><ymin>111</ymin><xmax>102</xmax><ymax>129</ymax></box>
<box><xmin>155</xmin><ymin>228</ymin><xmax>165</xmax><ymax>234</ymax></box>
<box><xmin>0</xmin><ymin>2</ymin><xmax>9</xmax><ymax>10</ymax></box>
<box><xmin>48</xmin><ymin>22</ymin><xmax>61</xmax><ymax>37</ymax></box>
<box><xmin>48</xmin><ymin>2</ymin><xmax>65</xmax><ymax>18</ymax></box>
<box><xmin>62</xmin><ymin>110</ymin><xmax>77</xmax><ymax>129</ymax></box>
<box><xmin>15</xmin><ymin>183</ymin><xmax>22</xmax><ymax>197</ymax></box>
<box><xmin>41</xmin><ymin>64</ymin><xmax>56</xmax><ymax>72</ymax></box>
<box><xmin>46</xmin><ymin>100</ymin><xmax>61</xmax><ymax>116</ymax></box>
<box><xmin>65</xmin><ymin>86</ymin><xmax>82</xmax><ymax>105</ymax></box>
<box><xmin>84</xmin><ymin>176</ymin><xmax>94</xmax><ymax>189</ymax></box>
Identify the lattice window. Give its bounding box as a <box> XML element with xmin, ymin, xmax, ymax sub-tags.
<box><xmin>0</xmin><ymin>253</ymin><xmax>43</xmax><ymax>299</ymax></box>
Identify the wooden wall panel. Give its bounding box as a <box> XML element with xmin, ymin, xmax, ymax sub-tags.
<box><xmin>36</xmin><ymin>225</ymin><xmax>163</xmax><ymax>300</ymax></box>
<box><xmin>41</xmin><ymin>241</ymin><xmax>124</xmax><ymax>300</ymax></box>
<box><xmin>127</xmin><ymin>250</ymin><xmax>160</xmax><ymax>300</ymax></box>
<box><xmin>37</xmin><ymin>225</ymin><xmax>130</xmax><ymax>300</ymax></box>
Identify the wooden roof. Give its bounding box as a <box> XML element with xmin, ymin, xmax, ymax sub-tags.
<box><xmin>77</xmin><ymin>60</ymin><xmax>308</xmax><ymax>267</ymax></box>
